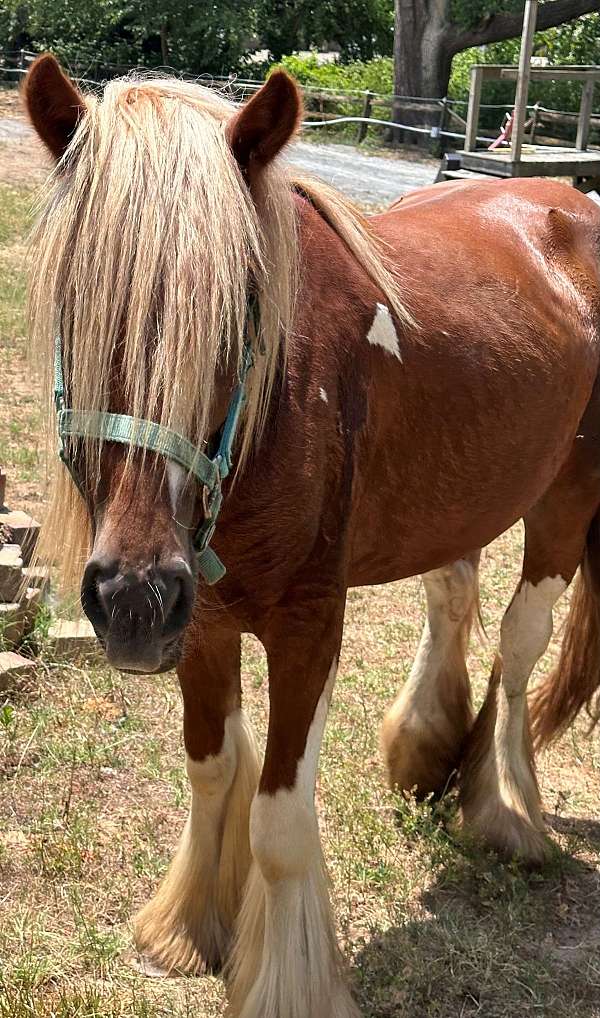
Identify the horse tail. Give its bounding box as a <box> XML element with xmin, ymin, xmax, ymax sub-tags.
<box><xmin>530</xmin><ymin>509</ymin><xmax>600</xmax><ymax>749</ymax></box>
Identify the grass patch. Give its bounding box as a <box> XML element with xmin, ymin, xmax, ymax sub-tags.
<box><xmin>0</xmin><ymin>185</ymin><xmax>33</xmax><ymax>246</ymax></box>
<box><xmin>0</xmin><ymin>182</ymin><xmax>44</xmax><ymax>509</ymax></box>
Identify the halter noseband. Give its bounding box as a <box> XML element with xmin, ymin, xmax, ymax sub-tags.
<box><xmin>53</xmin><ymin>297</ymin><xmax>260</xmax><ymax>585</ymax></box>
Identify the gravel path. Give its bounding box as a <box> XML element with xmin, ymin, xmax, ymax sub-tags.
<box><xmin>0</xmin><ymin>118</ymin><xmax>32</xmax><ymax>142</ymax></box>
<box><xmin>0</xmin><ymin>117</ymin><xmax>436</xmax><ymax>205</ymax></box>
<box><xmin>288</xmin><ymin>139</ymin><xmax>436</xmax><ymax>206</ymax></box>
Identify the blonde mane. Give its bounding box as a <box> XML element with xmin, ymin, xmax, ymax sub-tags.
<box><xmin>29</xmin><ymin>74</ymin><xmax>411</xmax><ymax>589</ymax></box>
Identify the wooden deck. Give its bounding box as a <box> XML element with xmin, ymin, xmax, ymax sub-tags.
<box><xmin>460</xmin><ymin>145</ymin><xmax>600</xmax><ymax>180</ymax></box>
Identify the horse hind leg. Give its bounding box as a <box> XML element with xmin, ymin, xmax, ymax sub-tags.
<box><xmin>530</xmin><ymin>508</ymin><xmax>600</xmax><ymax>748</ymax></box>
<box><xmin>459</xmin><ymin>489</ymin><xmax>598</xmax><ymax>864</ymax></box>
<box><xmin>381</xmin><ymin>550</ymin><xmax>480</xmax><ymax>799</ymax></box>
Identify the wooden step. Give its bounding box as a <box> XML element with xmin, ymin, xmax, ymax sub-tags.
<box><xmin>442</xmin><ymin>168</ymin><xmax>496</xmax><ymax>180</ymax></box>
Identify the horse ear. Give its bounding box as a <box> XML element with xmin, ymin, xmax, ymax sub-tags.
<box><xmin>226</xmin><ymin>70</ymin><xmax>302</xmax><ymax>177</ymax></box>
<box><xmin>23</xmin><ymin>53</ymin><xmax>86</xmax><ymax>161</ymax></box>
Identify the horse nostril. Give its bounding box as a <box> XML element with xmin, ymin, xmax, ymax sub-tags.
<box><xmin>81</xmin><ymin>559</ymin><xmax>113</xmax><ymax>636</ymax></box>
<box><xmin>161</xmin><ymin>563</ymin><xmax>194</xmax><ymax>640</ymax></box>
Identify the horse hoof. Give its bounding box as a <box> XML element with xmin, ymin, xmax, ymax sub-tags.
<box><xmin>462</xmin><ymin>803</ymin><xmax>553</xmax><ymax>866</ymax></box>
<box><xmin>130</xmin><ymin>952</ymin><xmax>173</xmax><ymax>978</ymax></box>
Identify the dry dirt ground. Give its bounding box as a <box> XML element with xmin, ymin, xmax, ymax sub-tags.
<box><xmin>0</xmin><ymin>124</ymin><xmax>599</xmax><ymax>1018</ymax></box>
<box><xmin>0</xmin><ymin>89</ymin><xmax>22</xmax><ymax>117</ymax></box>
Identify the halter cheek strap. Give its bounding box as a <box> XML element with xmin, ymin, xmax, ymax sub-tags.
<box><xmin>53</xmin><ymin>300</ymin><xmax>259</xmax><ymax>585</ymax></box>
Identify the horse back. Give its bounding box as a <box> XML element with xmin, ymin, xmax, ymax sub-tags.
<box><xmin>345</xmin><ymin>179</ymin><xmax>600</xmax><ymax>582</ymax></box>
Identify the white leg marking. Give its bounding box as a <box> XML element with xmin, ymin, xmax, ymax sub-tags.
<box><xmin>461</xmin><ymin>575</ymin><xmax>567</xmax><ymax>860</ymax></box>
<box><xmin>186</xmin><ymin>718</ymin><xmax>237</xmax><ymax>827</ymax></box>
<box><xmin>166</xmin><ymin>461</ymin><xmax>187</xmax><ymax>514</ymax></box>
<box><xmin>366</xmin><ymin>302</ymin><xmax>402</xmax><ymax>361</ymax></box>
<box><xmin>381</xmin><ymin>558</ymin><xmax>477</xmax><ymax>794</ymax></box>
<box><xmin>228</xmin><ymin>659</ymin><xmax>360</xmax><ymax>1018</ymax></box>
<box><xmin>250</xmin><ymin>656</ymin><xmax>337</xmax><ymax>879</ymax></box>
<box><xmin>319</xmin><ymin>386</ymin><xmax>329</xmax><ymax>404</ymax></box>
<box><xmin>402</xmin><ymin>561</ymin><xmax>474</xmax><ymax>728</ymax></box>
<box><xmin>501</xmin><ymin>577</ymin><xmax>567</xmax><ymax>697</ymax></box>
<box><xmin>297</xmin><ymin>656</ymin><xmax>337</xmax><ymax>800</ymax></box>
<box><xmin>495</xmin><ymin>576</ymin><xmax>567</xmax><ymax>797</ymax></box>
<box><xmin>134</xmin><ymin>710</ymin><xmax>259</xmax><ymax>974</ymax></box>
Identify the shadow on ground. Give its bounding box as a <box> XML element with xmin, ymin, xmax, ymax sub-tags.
<box><xmin>351</xmin><ymin>814</ymin><xmax>600</xmax><ymax>1018</ymax></box>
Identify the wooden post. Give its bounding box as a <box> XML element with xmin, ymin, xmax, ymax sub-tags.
<box><xmin>529</xmin><ymin>101</ymin><xmax>540</xmax><ymax>144</ymax></box>
<box><xmin>0</xmin><ymin>468</ymin><xmax>6</xmax><ymax>508</ymax></box>
<box><xmin>576</xmin><ymin>79</ymin><xmax>595</xmax><ymax>151</ymax></box>
<box><xmin>160</xmin><ymin>23</ymin><xmax>170</xmax><ymax>65</ymax></box>
<box><xmin>511</xmin><ymin>0</ymin><xmax>538</xmax><ymax>165</ymax></box>
<box><xmin>439</xmin><ymin>97</ymin><xmax>448</xmax><ymax>141</ymax></box>
<box><xmin>356</xmin><ymin>90</ymin><xmax>373</xmax><ymax>144</ymax></box>
<box><xmin>465</xmin><ymin>65</ymin><xmax>483</xmax><ymax>151</ymax></box>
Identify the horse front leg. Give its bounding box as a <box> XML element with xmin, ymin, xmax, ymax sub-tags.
<box><xmin>134</xmin><ymin>624</ymin><xmax>260</xmax><ymax>974</ymax></box>
<box><xmin>226</xmin><ymin>596</ymin><xmax>360</xmax><ymax>1018</ymax></box>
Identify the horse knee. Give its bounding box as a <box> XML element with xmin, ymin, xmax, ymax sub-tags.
<box><xmin>186</xmin><ymin>725</ymin><xmax>237</xmax><ymax>800</ymax></box>
<box><xmin>250</xmin><ymin>790</ymin><xmax>318</xmax><ymax>882</ymax></box>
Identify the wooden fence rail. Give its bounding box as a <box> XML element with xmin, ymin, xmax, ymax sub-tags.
<box><xmin>1</xmin><ymin>48</ymin><xmax>598</xmax><ymax>152</ymax></box>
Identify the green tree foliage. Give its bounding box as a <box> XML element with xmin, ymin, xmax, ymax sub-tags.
<box><xmin>132</xmin><ymin>0</ymin><xmax>255</xmax><ymax>74</ymax></box>
<box><xmin>0</xmin><ymin>4</ymin><xmax>30</xmax><ymax>53</ymax></box>
<box><xmin>1</xmin><ymin>0</ymin><xmax>393</xmax><ymax>72</ymax></box>
<box><xmin>14</xmin><ymin>0</ymin><xmax>136</xmax><ymax>66</ymax></box>
<box><xmin>449</xmin><ymin>0</ymin><xmax>525</xmax><ymax>29</ymax></box>
<box><xmin>254</xmin><ymin>0</ymin><xmax>393</xmax><ymax>63</ymax></box>
<box><xmin>2</xmin><ymin>0</ymin><xmax>256</xmax><ymax>75</ymax></box>
<box><xmin>1</xmin><ymin>0</ymin><xmax>599</xmax><ymax>114</ymax></box>
<box><xmin>275</xmin><ymin>53</ymin><xmax>394</xmax><ymax>92</ymax></box>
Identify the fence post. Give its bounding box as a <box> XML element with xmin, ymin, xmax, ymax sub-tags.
<box><xmin>529</xmin><ymin>101</ymin><xmax>540</xmax><ymax>144</ymax></box>
<box><xmin>435</xmin><ymin>97</ymin><xmax>449</xmax><ymax>155</ymax></box>
<box><xmin>356</xmin><ymin>90</ymin><xmax>373</xmax><ymax>144</ymax></box>
<box><xmin>19</xmin><ymin>49</ymin><xmax>25</xmax><ymax>71</ymax></box>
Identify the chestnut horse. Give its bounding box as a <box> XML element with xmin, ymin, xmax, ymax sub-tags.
<box><xmin>25</xmin><ymin>55</ymin><xmax>600</xmax><ymax>1018</ymax></box>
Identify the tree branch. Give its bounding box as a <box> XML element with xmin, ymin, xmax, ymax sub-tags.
<box><xmin>450</xmin><ymin>0</ymin><xmax>599</xmax><ymax>54</ymax></box>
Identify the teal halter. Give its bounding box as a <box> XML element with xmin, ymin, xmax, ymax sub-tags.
<box><xmin>53</xmin><ymin>299</ymin><xmax>259</xmax><ymax>585</ymax></box>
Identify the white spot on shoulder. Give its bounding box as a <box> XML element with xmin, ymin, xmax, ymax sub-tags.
<box><xmin>367</xmin><ymin>303</ymin><xmax>402</xmax><ymax>361</ymax></box>
<box><xmin>319</xmin><ymin>387</ymin><xmax>328</xmax><ymax>404</ymax></box>
<box><xmin>166</xmin><ymin>461</ymin><xmax>186</xmax><ymax>514</ymax></box>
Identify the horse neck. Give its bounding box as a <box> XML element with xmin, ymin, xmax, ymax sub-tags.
<box><xmin>293</xmin><ymin>192</ymin><xmax>383</xmax><ymax>343</ymax></box>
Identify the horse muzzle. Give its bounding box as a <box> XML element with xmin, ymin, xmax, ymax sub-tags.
<box><xmin>81</xmin><ymin>554</ymin><xmax>195</xmax><ymax>672</ymax></box>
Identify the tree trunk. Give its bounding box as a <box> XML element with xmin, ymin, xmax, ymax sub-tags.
<box><xmin>394</xmin><ymin>1</ymin><xmax>452</xmax><ymax>100</ymax></box>
<box><xmin>392</xmin><ymin>1</ymin><xmax>452</xmax><ymax>143</ymax></box>
<box><xmin>392</xmin><ymin>0</ymin><xmax>600</xmax><ymax>145</ymax></box>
